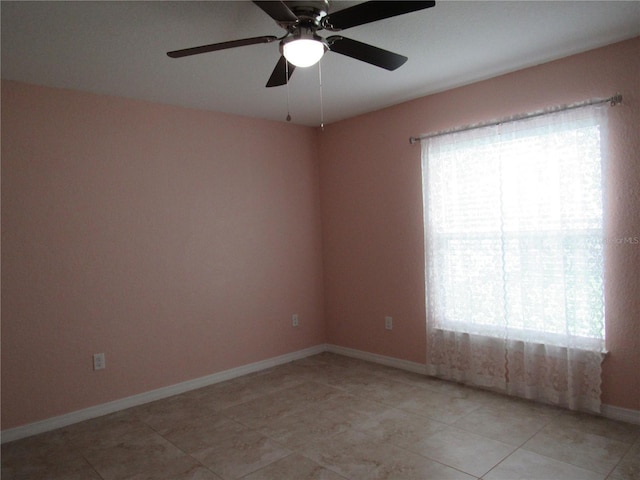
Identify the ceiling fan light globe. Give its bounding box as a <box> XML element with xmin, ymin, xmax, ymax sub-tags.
<box><xmin>283</xmin><ymin>39</ymin><xmax>325</xmax><ymax>68</ymax></box>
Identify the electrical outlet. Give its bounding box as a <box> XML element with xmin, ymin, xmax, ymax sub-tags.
<box><xmin>292</xmin><ymin>314</ymin><xmax>299</xmax><ymax>327</ymax></box>
<box><xmin>93</xmin><ymin>353</ymin><xmax>106</xmax><ymax>370</ymax></box>
<box><xmin>385</xmin><ymin>316</ymin><xmax>393</xmax><ymax>330</ymax></box>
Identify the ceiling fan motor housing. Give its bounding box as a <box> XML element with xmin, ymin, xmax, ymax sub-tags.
<box><xmin>281</xmin><ymin>0</ymin><xmax>330</xmax><ymax>37</ymax></box>
<box><xmin>283</xmin><ymin>1</ymin><xmax>330</xmax><ymax>29</ymax></box>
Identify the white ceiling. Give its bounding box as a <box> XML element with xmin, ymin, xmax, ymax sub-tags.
<box><xmin>2</xmin><ymin>1</ymin><xmax>639</xmax><ymax>126</ymax></box>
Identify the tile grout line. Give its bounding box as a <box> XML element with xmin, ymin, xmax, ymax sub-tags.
<box><xmin>80</xmin><ymin>451</ymin><xmax>108</xmax><ymax>480</ymax></box>
<box><xmin>601</xmin><ymin>436</ymin><xmax>638</xmax><ymax>480</ymax></box>
<box><xmin>136</xmin><ymin>418</ymin><xmax>223</xmax><ymax>480</ymax></box>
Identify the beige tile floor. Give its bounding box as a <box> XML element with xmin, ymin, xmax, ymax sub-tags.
<box><xmin>2</xmin><ymin>352</ymin><xmax>639</xmax><ymax>480</ymax></box>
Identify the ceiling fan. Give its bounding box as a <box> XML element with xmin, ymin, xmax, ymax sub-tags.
<box><xmin>167</xmin><ymin>1</ymin><xmax>436</xmax><ymax>87</ymax></box>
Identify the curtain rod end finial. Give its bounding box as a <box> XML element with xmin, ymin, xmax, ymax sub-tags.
<box><xmin>611</xmin><ymin>94</ymin><xmax>623</xmax><ymax>106</ymax></box>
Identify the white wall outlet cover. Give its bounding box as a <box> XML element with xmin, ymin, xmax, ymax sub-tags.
<box><xmin>385</xmin><ymin>316</ymin><xmax>393</xmax><ymax>330</ymax></box>
<box><xmin>292</xmin><ymin>314</ymin><xmax>299</xmax><ymax>327</ymax></box>
<box><xmin>93</xmin><ymin>353</ymin><xmax>106</xmax><ymax>370</ymax></box>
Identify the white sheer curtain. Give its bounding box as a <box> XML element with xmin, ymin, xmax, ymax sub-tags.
<box><xmin>422</xmin><ymin>103</ymin><xmax>608</xmax><ymax>413</ymax></box>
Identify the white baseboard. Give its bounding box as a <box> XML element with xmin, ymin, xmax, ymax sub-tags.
<box><xmin>0</xmin><ymin>344</ymin><xmax>326</xmax><ymax>444</ymax></box>
<box><xmin>601</xmin><ymin>404</ymin><xmax>640</xmax><ymax>425</ymax></box>
<box><xmin>326</xmin><ymin>344</ymin><xmax>427</xmax><ymax>375</ymax></box>
<box><xmin>4</xmin><ymin>343</ymin><xmax>636</xmax><ymax>444</ymax></box>
<box><xmin>324</xmin><ymin>344</ymin><xmax>640</xmax><ymax>426</ymax></box>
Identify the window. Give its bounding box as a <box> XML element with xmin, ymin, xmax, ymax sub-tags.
<box><xmin>422</xmin><ymin>104</ymin><xmax>607</xmax><ymax>352</ymax></box>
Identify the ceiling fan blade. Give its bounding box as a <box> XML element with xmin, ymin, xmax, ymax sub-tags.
<box><xmin>324</xmin><ymin>1</ymin><xmax>435</xmax><ymax>30</ymax></box>
<box><xmin>266</xmin><ymin>56</ymin><xmax>296</xmax><ymax>87</ymax></box>
<box><xmin>253</xmin><ymin>1</ymin><xmax>298</xmax><ymax>24</ymax></box>
<box><xmin>327</xmin><ymin>36</ymin><xmax>407</xmax><ymax>71</ymax></box>
<box><xmin>167</xmin><ymin>35</ymin><xmax>278</xmax><ymax>58</ymax></box>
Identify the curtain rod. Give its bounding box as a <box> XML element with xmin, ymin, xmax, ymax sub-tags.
<box><xmin>409</xmin><ymin>93</ymin><xmax>623</xmax><ymax>145</ymax></box>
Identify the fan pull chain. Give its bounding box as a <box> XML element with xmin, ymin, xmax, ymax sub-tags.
<box><xmin>318</xmin><ymin>60</ymin><xmax>324</xmax><ymax>130</ymax></box>
<box><xmin>285</xmin><ymin>60</ymin><xmax>292</xmax><ymax>122</ymax></box>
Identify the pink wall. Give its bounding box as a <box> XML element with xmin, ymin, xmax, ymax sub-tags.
<box><xmin>319</xmin><ymin>37</ymin><xmax>640</xmax><ymax>411</ymax></box>
<box><xmin>1</xmin><ymin>82</ymin><xmax>326</xmax><ymax>429</ymax></box>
